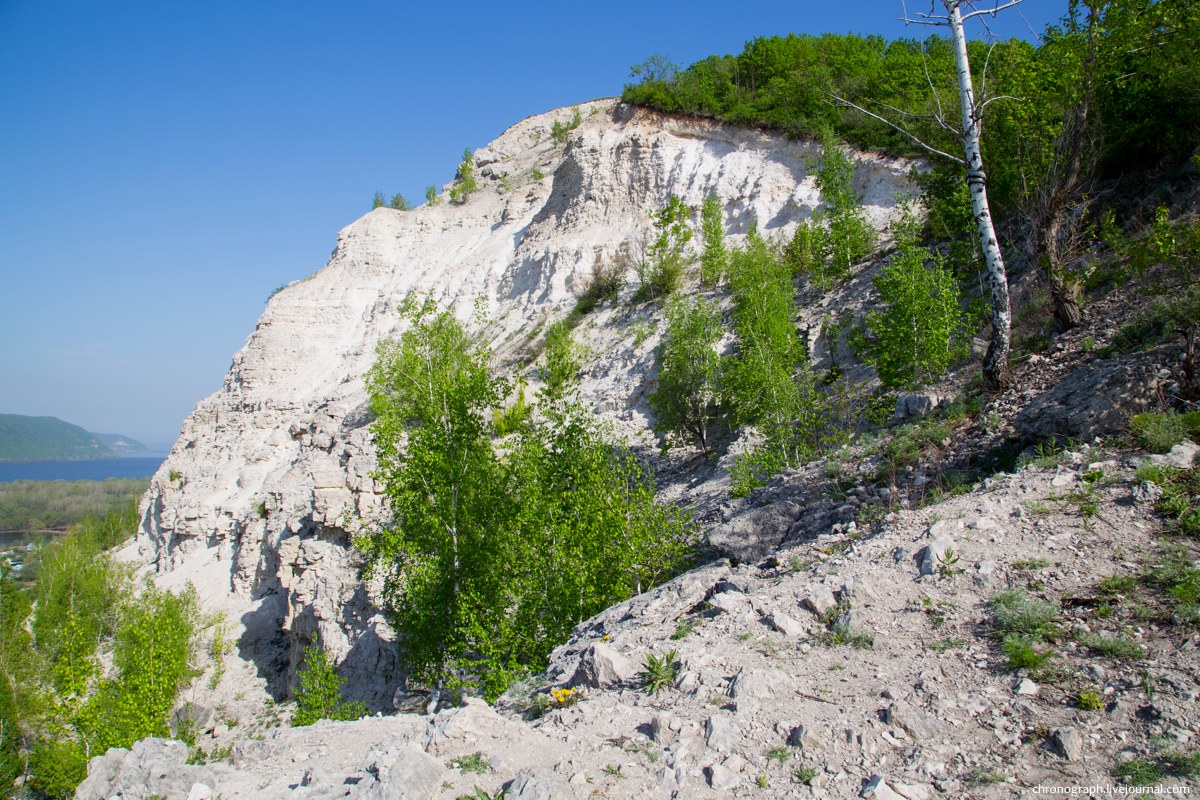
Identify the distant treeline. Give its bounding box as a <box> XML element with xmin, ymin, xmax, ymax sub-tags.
<box><xmin>623</xmin><ymin>1</ymin><xmax>1200</xmax><ymax>215</ymax></box>
<box><xmin>0</xmin><ymin>478</ymin><xmax>148</xmax><ymax>532</ymax></box>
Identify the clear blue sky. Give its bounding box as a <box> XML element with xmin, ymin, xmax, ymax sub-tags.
<box><xmin>0</xmin><ymin>1</ymin><xmax>1064</xmax><ymax>450</ymax></box>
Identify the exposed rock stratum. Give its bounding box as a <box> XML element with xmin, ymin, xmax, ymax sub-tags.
<box><xmin>128</xmin><ymin>100</ymin><xmax>912</xmax><ymax>708</ymax></box>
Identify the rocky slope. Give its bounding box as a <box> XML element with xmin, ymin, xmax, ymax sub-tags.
<box><xmin>123</xmin><ymin>99</ymin><xmax>913</xmax><ymax>709</ymax></box>
<box><xmin>94</xmin><ymin>99</ymin><xmax>1200</xmax><ymax>799</ymax></box>
<box><xmin>84</xmin><ymin>439</ymin><xmax>1200</xmax><ymax>798</ymax></box>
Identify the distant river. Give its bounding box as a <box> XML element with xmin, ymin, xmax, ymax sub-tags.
<box><xmin>0</xmin><ymin>455</ymin><xmax>168</xmax><ymax>483</ymax></box>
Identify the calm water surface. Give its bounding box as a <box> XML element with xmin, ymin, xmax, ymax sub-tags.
<box><xmin>0</xmin><ymin>455</ymin><xmax>167</xmax><ymax>483</ymax></box>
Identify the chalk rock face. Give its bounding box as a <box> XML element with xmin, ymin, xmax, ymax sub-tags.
<box><xmin>132</xmin><ymin>100</ymin><xmax>913</xmax><ymax>706</ymax></box>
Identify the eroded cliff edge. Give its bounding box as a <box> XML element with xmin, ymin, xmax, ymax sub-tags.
<box><xmin>127</xmin><ymin>100</ymin><xmax>913</xmax><ymax>709</ymax></box>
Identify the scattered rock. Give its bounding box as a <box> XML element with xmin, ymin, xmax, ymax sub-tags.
<box><xmin>569</xmin><ymin>642</ymin><xmax>637</xmax><ymax>689</ymax></box>
<box><xmin>1146</xmin><ymin>440</ymin><xmax>1199</xmax><ymax>469</ymax></box>
<box><xmin>1048</xmin><ymin>727</ymin><xmax>1085</xmax><ymax>761</ymax></box>
<box><xmin>918</xmin><ymin>536</ymin><xmax>957</xmax><ymax>577</ymax></box>
<box><xmin>705</xmin><ymin>761</ymin><xmax>741</xmax><ymax>791</ymax></box>
<box><xmin>1014</xmin><ymin>358</ymin><xmax>1161</xmax><ymax>441</ymax></box>
<box><xmin>1016</xmin><ymin>678</ymin><xmax>1039</xmax><ymax>696</ymax></box>
<box><xmin>709</xmin><ymin>501</ymin><xmax>802</xmax><ymax>563</ymax></box>
<box><xmin>705</xmin><ymin>714</ymin><xmax>742</xmax><ymax>754</ymax></box>
<box><xmin>801</xmin><ymin>585</ymin><xmax>839</xmax><ymax>617</ymax></box>
<box><xmin>861</xmin><ymin>773</ymin><xmax>907</xmax><ymax>800</ymax></box>
<box><xmin>506</xmin><ymin>769</ymin><xmax>577</xmax><ymax>800</ymax></box>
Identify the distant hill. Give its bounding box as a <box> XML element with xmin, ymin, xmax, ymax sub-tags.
<box><xmin>0</xmin><ymin>414</ymin><xmax>146</xmax><ymax>462</ymax></box>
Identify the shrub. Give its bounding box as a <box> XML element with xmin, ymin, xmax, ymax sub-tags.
<box><xmin>1076</xmin><ymin>687</ymin><xmax>1104</xmax><ymax>710</ymax></box>
<box><xmin>639</xmin><ymin>649</ymin><xmax>680</xmax><ymax>694</ymax></box>
<box><xmin>991</xmin><ymin>590</ymin><xmax>1058</xmax><ymax>639</ymax></box>
<box><xmin>550</xmin><ymin>107</ymin><xmax>583</xmax><ymax>145</ymax></box>
<box><xmin>389</xmin><ymin>193</ymin><xmax>411</xmax><ymax>211</ymax></box>
<box><xmin>448</xmin><ymin>149</ymin><xmax>477</xmax><ymax>204</ymax></box>
<box><xmin>371</xmin><ymin>191</ymin><xmax>385</xmax><ymax>209</ymax></box>
<box><xmin>699</xmin><ymin>193</ymin><xmax>727</xmax><ymax>286</ymax></box>
<box><xmin>649</xmin><ymin>296</ymin><xmax>724</xmax><ymax>453</ymax></box>
<box><xmin>859</xmin><ymin>211</ymin><xmax>969</xmax><ymax>390</ymax></box>
<box><xmin>639</xmin><ymin>195</ymin><xmax>693</xmax><ymax>298</ymax></box>
<box><xmin>361</xmin><ymin>296</ymin><xmax>694</xmax><ymax>699</ymax></box>
<box><xmin>1130</xmin><ymin>411</ymin><xmax>1200</xmax><ymax>454</ymax></box>
<box><xmin>425</xmin><ymin>185</ymin><xmax>441</xmax><ymax>206</ymax></box>
<box><xmin>291</xmin><ymin>634</ymin><xmax>367</xmax><ymax>726</ymax></box>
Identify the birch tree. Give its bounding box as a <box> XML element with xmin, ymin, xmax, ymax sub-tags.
<box><xmin>834</xmin><ymin>0</ymin><xmax>1021</xmax><ymax>390</ymax></box>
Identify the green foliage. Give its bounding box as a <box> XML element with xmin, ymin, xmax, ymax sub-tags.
<box><xmin>448</xmin><ymin>149</ymin><xmax>477</xmax><ymax>204</ymax></box>
<box><xmin>1113</xmin><ymin>750</ymin><xmax>1200</xmax><ymax>787</ymax></box>
<box><xmin>1001</xmin><ymin>634</ymin><xmax>1053</xmax><ymax>671</ymax></box>
<box><xmin>541</xmin><ymin>321</ymin><xmax>581</xmax><ymax>398</ymax></box>
<box><xmin>0</xmin><ymin>564</ymin><xmax>34</xmax><ymax>789</ymax></box>
<box><xmin>291</xmin><ymin>634</ymin><xmax>367</xmax><ymax>726</ymax></box>
<box><xmin>699</xmin><ymin>193</ymin><xmax>727</xmax><ymax>287</ymax></box>
<box><xmin>1103</xmin><ymin>289</ymin><xmax>1200</xmax><ymax>357</ymax></box>
<box><xmin>449</xmin><ymin>752</ymin><xmax>490</xmax><ymax>774</ymax></box>
<box><xmin>1138</xmin><ymin>466</ymin><xmax>1200</xmax><ymax>539</ymax></box>
<box><xmin>859</xmin><ymin>211</ymin><xmax>968</xmax><ymax>390</ymax></box>
<box><xmin>911</xmin><ymin>165</ymin><xmax>978</xmax><ymax>274</ymax></box>
<box><xmin>1130</xmin><ymin>412</ymin><xmax>1200</xmax><ymax>454</ymax></box>
<box><xmin>649</xmin><ymin>296</ymin><xmax>723</xmax><ymax>453</ymax></box>
<box><xmin>1076</xmin><ymin>687</ymin><xmax>1104</xmax><ymax>710</ymax></box>
<box><xmin>425</xmin><ymin>185</ymin><xmax>441</xmax><ymax>206</ymax></box>
<box><xmin>814</xmin><ymin>134</ymin><xmax>874</xmax><ymax>281</ymax></box>
<box><xmin>390</xmin><ymin>193</ymin><xmax>411</xmax><ymax>211</ymax></box>
<box><xmin>361</xmin><ymin>296</ymin><xmax>694</xmax><ymax>699</ymax></box>
<box><xmin>639</xmin><ymin>195</ymin><xmax>694</xmax><ymax>298</ymax></box>
<box><xmin>372</xmin><ymin>191</ymin><xmax>385</xmax><ymax>210</ymax></box>
<box><xmin>0</xmin><ymin>413</ymin><xmax>135</xmax><ymax>462</ymax></box>
<box><xmin>991</xmin><ymin>590</ymin><xmax>1058</xmax><ymax>639</ymax></box>
<box><xmin>550</xmin><ymin>107</ymin><xmax>583</xmax><ymax>145</ymax></box>
<box><xmin>75</xmin><ymin>583</ymin><xmax>201</xmax><ymax>754</ymax></box>
<box><xmin>1102</xmin><ymin>207</ymin><xmax>1200</xmax><ymax>290</ymax></box>
<box><xmin>0</xmin><ymin>478</ymin><xmax>145</xmax><ymax>534</ymax></box>
<box><xmin>784</xmin><ymin>136</ymin><xmax>874</xmax><ymax>290</ymax></box>
<box><xmin>1075</xmin><ymin>630</ymin><xmax>1144</xmax><ymax>660</ymax></box>
<box><xmin>725</xmin><ymin>230</ymin><xmax>833</xmax><ymax>494</ymax></box>
<box><xmin>639</xmin><ymin>649</ymin><xmax>679</xmax><ymax>694</ymax></box>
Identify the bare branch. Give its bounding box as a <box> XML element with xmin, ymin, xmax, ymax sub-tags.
<box><xmin>961</xmin><ymin>0</ymin><xmax>1024</xmax><ymax>23</ymax></box>
<box><xmin>823</xmin><ymin>91</ymin><xmax>965</xmax><ymax>165</ymax></box>
<box><xmin>979</xmin><ymin>94</ymin><xmax>1019</xmax><ymax>111</ymax></box>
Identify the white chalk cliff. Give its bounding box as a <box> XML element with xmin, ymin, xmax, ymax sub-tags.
<box><xmin>131</xmin><ymin>99</ymin><xmax>914</xmax><ymax>708</ymax></box>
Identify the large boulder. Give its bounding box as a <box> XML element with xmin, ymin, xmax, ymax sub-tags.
<box><xmin>709</xmin><ymin>501</ymin><xmax>802</xmax><ymax>563</ymax></box>
<box><xmin>1014</xmin><ymin>358</ymin><xmax>1162</xmax><ymax>441</ymax></box>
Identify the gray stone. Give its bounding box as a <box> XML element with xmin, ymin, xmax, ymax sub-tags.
<box><xmin>1147</xmin><ymin>440</ymin><xmax>1199</xmax><ymax>469</ymax></box>
<box><xmin>506</xmin><ymin>769</ymin><xmax>578</xmax><ymax>800</ymax></box>
<box><xmin>918</xmin><ymin>535</ymin><xmax>957</xmax><ymax>577</ymax></box>
<box><xmin>705</xmin><ymin>714</ymin><xmax>742</xmax><ymax>753</ymax></box>
<box><xmin>892</xmin><ymin>393</ymin><xmax>942</xmax><ymax>424</ymax></box>
<box><xmin>786</xmin><ymin>724</ymin><xmax>808</xmax><ymax>747</ymax></box>
<box><xmin>706</xmin><ymin>762</ymin><xmax>741</xmax><ymax>791</ymax></box>
<box><xmin>709</xmin><ymin>501</ymin><xmax>802</xmax><ymax>563</ymax></box>
<box><xmin>861</xmin><ymin>774</ymin><xmax>907</xmax><ymax>800</ymax></box>
<box><xmin>186</xmin><ymin>785</ymin><xmax>214</xmax><ymax>800</ymax></box>
<box><xmin>1132</xmin><ymin>480</ymin><xmax>1164</xmax><ymax>505</ymax></box>
<box><xmin>708</xmin><ymin>590</ymin><xmax>751</xmax><ymax>614</ymax></box>
<box><xmin>1016</xmin><ymin>678</ymin><xmax>1039</xmax><ymax>696</ymax></box>
<box><xmin>1014</xmin><ymin>359</ymin><xmax>1162</xmax><ymax>441</ymax></box>
<box><xmin>767</xmin><ymin>609</ymin><xmax>807</xmax><ymax>636</ymax></box>
<box><xmin>801</xmin><ymin>585</ymin><xmax>839</xmax><ymax>617</ymax></box>
<box><xmin>973</xmin><ymin>560</ymin><xmax>996</xmax><ymax>588</ymax></box>
<box><xmin>728</xmin><ymin>667</ymin><xmax>794</xmax><ymax>705</ymax></box>
<box><xmin>1049</xmin><ymin>727</ymin><xmax>1085</xmax><ymax>761</ymax></box>
<box><xmin>568</xmin><ymin>642</ymin><xmax>637</xmax><ymax>689</ymax></box>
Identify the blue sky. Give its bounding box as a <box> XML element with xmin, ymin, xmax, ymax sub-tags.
<box><xmin>0</xmin><ymin>1</ymin><xmax>1065</xmax><ymax>449</ymax></box>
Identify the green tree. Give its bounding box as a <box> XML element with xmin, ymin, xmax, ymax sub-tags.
<box><xmin>389</xmin><ymin>193</ymin><xmax>411</xmax><ymax>211</ymax></box>
<box><xmin>371</xmin><ymin>191</ymin><xmax>386</xmax><ymax>210</ymax></box>
<box><xmin>361</xmin><ymin>296</ymin><xmax>693</xmax><ymax>699</ymax></box>
<box><xmin>640</xmin><ymin>195</ymin><xmax>693</xmax><ymax>298</ymax></box>
<box><xmin>425</xmin><ymin>185</ymin><xmax>441</xmax><ymax>206</ymax></box>
<box><xmin>699</xmin><ymin>193</ymin><xmax>728</xmax><ymax>286</ymax></box>
<box><xmin>816</xmin><ymin>133</ymin><xmax>875</xmax><ymax>280</ymax></box>
<box><xmin>448</xmin><ymin>149</ymin><xmax>477</xmax><ymax>204</ymax></box>
<box><xmin>725</xmin><ymin>230</ymin><xmax>832</xmax><ymax>494</ymax></box>
<box><xmin>860</xmin><ymin>212</ymin><xmax>969</xmax><ymax>390</ymax></box>
<box><xmin>649</xmin><ymin>296</ymin><xmax>724</xmax><ymax>454</ymax></box>
<box><xmin>291</xmin><ymin>634</ymin><xmax>367</xmax><ymax>726</ymax></box>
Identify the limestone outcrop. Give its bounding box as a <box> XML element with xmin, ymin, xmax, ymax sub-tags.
<box><xmin>128</xmin><ymin>100</ymin><xmax>914</xmax><ymax>708</ymax></box>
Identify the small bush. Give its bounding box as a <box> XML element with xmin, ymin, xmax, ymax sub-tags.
<box><xmin>1001</xmin><ymin>634</ymin><xmax>1053</xmax><ymax>671</ymax></box>
<box><xmin>991</xmin><ymin>590</ymin><xmax>1057</xmax><ymax>639</ymax></box>
<box><xmin>448</xmin><ymin>149</ymin><xmax>477</xmax><ymax>204</ymax></box>
<box><xmin>639</xmin><ymin>649</ymin><xmax>680</xmax><ymax>694</ymax></box>
<box><xmin>550</xmin><ymin>107</ymin><xmax>582</xmax><ymax>145</ymax></box>
<box><xmin>1075</xmin><ymin>630</ymin><xmax>1144</xmax><ymax>660</ymax></box>
<box><xmin>1131</xmin><ymin>412</ymin><xmax>1200</xmax><ymax>454</ymax></box>
<box><xmin>291</xmin><ymin>635</ymin><xmax>367</xmax><ymax>727</ymax></box>
<box><xmin>1076</xmin><ymin>687</ymin><xmax>1104</xmax><ymax>710</ymax></box>
<box><xmin>449</xmin><ymin>752</ymin><xmax>490</xmax><ymax>774</ymax></box>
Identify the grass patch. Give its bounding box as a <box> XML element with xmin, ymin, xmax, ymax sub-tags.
<box><xmin>931</xmin><ymin>636</ymin><xmax>967</xmax><ymax>653</ymax></box>
<box><xmin>991</xmin><ymin>590</ymin><xmax>1058</xmax><ymax>639</ymax></box>
<box><xmin>1075</xmin><ymin>630</ymin><xmax>1145</xmax><ymax>660</ymax></box>
<box><xmin>1103</xmin><ymin>289</ymin><xmax>1200</xmax><ymax>358</ymax></box>
<box><xmin>1113</xmin><ymin>750</ymin><xmax>1200</xmax><ymax>786</ymax></box>
<box><xmin>1098</xmin><ymin>575</ymin><xmax>1139</xmax><ymax>596</ymax></box>
<box><xmin>449</xmin><ymin>752</ymin><xmax>490</xmax><ymax>774</ymax></box>
<box><xmin>1013</xmin><ymin>557</ymin><xmax>1050</xmax><ymax>571</ymax></box>
<box><xmin>670</xmin><ymin>616</ymin><xmax>702</xmax><ymax>640</ymax></box>
<box><xmin>1131</xmin><ymin>412</ymin><xmax>1200</xmax><ymax>454</ymax></box>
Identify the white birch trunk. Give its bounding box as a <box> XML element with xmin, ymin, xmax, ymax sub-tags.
<box><xmin>945</xmin><ymin>0</ymin><xmax>1012</xmax><ymax>389</ymax></box>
